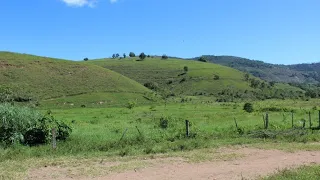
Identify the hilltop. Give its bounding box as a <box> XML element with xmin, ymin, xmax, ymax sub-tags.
<box><xmin>0</xmin><ymin>52</ymin><xmax>150</xmax><ymax>106</ymax></box>
<box><xmin>87</xmin><ymin>56</ymin><xmax>304</xmax><ymax>100</ymax></box>
<box><xmin>192</xmin><ymin>55</ymin><xmax>320</xmax><ymax>84</ymax></box>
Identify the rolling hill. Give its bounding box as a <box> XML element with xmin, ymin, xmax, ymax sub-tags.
<box><xmin>87</xmin><ymin>57</ymin><xmax>304</xmax><ymax>100</ymax></box>
<box><xmin>193</xmin><ymin>55</ymin><xmax>320</xmax><ymax>84</ymax></box>
<box><xmin>0</xmin><ymin>52</ymin><xmax>151</xmax><ymax>106</ymax></box>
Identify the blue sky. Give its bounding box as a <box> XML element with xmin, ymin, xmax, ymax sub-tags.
<box><xmin>0</xmin><ymin>0</ymin><xmax>319</xmax><ymax>64</ymax></box>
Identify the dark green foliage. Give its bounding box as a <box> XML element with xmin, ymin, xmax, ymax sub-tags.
<box><xmin>83</xmin><ymin>57</ymin><xmax>89</xmax><ymax>61</ymax></box>
<box><xmin>0</xmin><ymin>104</ymin><xmax>71</xmax><ymax>146</ymax></box>
<box><xmin>198</xmin><ymin>56</ymin><xmax>207</xmax><ymax>62</ymax></box>
<box><xmin>180</xmin><ymin>77</ymin><xmax>186</xmax><ymax>83</ymax></box>
<box><xmin>139</xmin><ymin>52</ymin><xmax>146</xmax><ymax>60</ymax></box>
<box><xmin>183</xmin><ymin>66</ymin><xmax>188</xmax><ymax>72</ymax></box>
<box><xmin>159</xmin><ymin>117</ymin><xmax>168</xmax><ymax>129</ymax></box>
<box><xmin>197</xmin><ymin>55</ymin><xmax>320</xmax><ymax>84</ymax></box>
<box><xmin>244</xmin><ymin>73</ymin><xmax>250</xmax><ymax>81</ymax></box>
<box><xmin>126</xmin><ymin>101</ymin><xmax>136</xmax><ymax>109</ymax></box>
<box><xmin>243</xmin><ymin>102</ymin><xmax>254</xmax><ymax>113</ymax></box>
<box><xmin>250</xmin><ymin>78</ymin><xmax>261</xmax><ymax>88</ymax></box>
<box><xmin>162</xmin><ymin>54</ymin><xmax>168</xmax><ymax>60</ymax></box>
<box><xmin>123</xmin><ymin>53</ymin><xmax>126</xmax><ymax>58</ymax></box>
<box><xmin>213</xmin><ymin>75</ymin><xmax>220</xmax><ymax>80</ymax></box>
<box><xmin>112</xmin><ymin>54</ymin><xmax>116</xmax><ymax>59</ymax></box>
<box><xmin>129</xmin><ymin>52</ymin><xmax>135</xmax><ymax>57</ymax></box>
<box><xmin>144</xmin><ymin>82</ymin><xmax>159</xmax><ymax>90</ymax></box>
<box><xmin>116</xmin><ymin>53</ymin><xmax>120</xmax><ymax>58</ymax></box>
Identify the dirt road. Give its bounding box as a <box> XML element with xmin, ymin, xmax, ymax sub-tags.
<box><xmin>28</xmin><ymin>147</ymin><xmax>320</xmax><ymax>180</ymax></box>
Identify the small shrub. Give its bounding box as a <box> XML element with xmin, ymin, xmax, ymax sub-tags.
<box><xmin>83</xmin><ymin>58</ymin><xmax>89</xmax><ymax>61</ymax></box>
<box><xmin>126</xmin><ymin>101</ymin><xmax>136</xmax><ymax>109</ymax></box>
<box><xmin>160</xmin><ymin>117</ymin><xmax>168</xmax><ymax>129</ymax></box>
<box><xmin>144</xmin><ymin>82</ymin><xmax>159</xmax><ymax>90</ymax></box>
<box><xmin>0</xmin><ymin>104</ymin><xmax>72</xmax><ymax>146</ymax></box>
<box><xmin>180</xmin><ymin>77</ymin><xmax>186</xmax><ymax>83</ymax></box>
<box><xmin>243</xmin><ymin>102</ymin><xmax>254</xmax><ymax>113</ymax></box>
<box><xmin>213</xmin><ymin>75</ymin><xmax>220</xmax><ymax>80</ymax></box>
<box><xmin>183</xmin><ymin>66</ymin><xmax>188</xmax><ymax>72</ymax></box>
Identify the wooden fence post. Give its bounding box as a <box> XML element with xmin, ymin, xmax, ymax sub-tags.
<box><xmin>291</xmin><ymin>111</ymin><xmax>294</xmax><ymax>128</ymax></box>
<box><xmin>120</xmin><ymin>128</ymin><xmax>128</xmax><ymax>141</ymax></box>
<box><xmin>185</xmin><ymin>120</ymin><xmax>190</xmax><ymax>137</ymax></box>
<box><xmin>52</xmin><ymin>128</ymin><xmax>57</xmax><ymax>150</ymax></box>
<box><xmin>309</xmin><ymin>111</ymin><xmax>312</xmax><ymax>129</ymax></box>
<box><xmin>318</xmin><ymin>110</ymin><xmax>320</xmax><ymax>128</ymax></box>
<box><xmin>265</xmin><ymin>113</ymin><xmax>269</xmax><ymax>129</ymax></box>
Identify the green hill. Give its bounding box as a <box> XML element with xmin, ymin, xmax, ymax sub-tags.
<box><xmin>87</xmin><ymin>57</ymin><xmax>303</xmax><ymax>100</ymax></box>
<box><xmin>0</xmin><ymin>52</ymin><xmax>150</xmax><ymax>105</ymax></box>
<box><xmin>192</xmin><ymin>55</ymin><xmax>319</xmax><ymax>84</ymax></box>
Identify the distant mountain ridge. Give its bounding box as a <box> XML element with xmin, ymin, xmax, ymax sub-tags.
<box><xmin>191</xmin><ymin>55</ymin><xmax>320</xmax><ymax>84</ymax></box>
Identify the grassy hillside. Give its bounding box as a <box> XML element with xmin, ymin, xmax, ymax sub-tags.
<box><xmin>0</xmin><ymin>52</ymin><xmax>150</xmax><ymax>102</ymax></box>
<box><xmin>193</xmin><ymin>55</ymin><xmax>319</xmax><ymax>84</ymax></box>
<box><xmin>87</xmin><ymin>57</ymin><xmax>303</xmax><ymax>100</ymax></box>
<box><xmin>87</xmin><ymin>57</ymin><xmax>255</xmax><ymax>95</ymax></box>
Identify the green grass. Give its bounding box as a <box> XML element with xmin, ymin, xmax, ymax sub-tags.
<box><xmin>1</xmin><ymin>99</ymin><xmax>320</xmax><ymax>162</ymax></box>
<box><xmin>87</xmin><ymin>57</ymin><xmax>256</xmax><ymax>95</ymax></box>
<box><xmin>0</xmin><ymin>52</ymin><xmax>150</xmax><ymax>100</ymax></box>
<box><xmin>263</xmin><ymin>165</ymin><xmax>320</xmax><ymax>180</ymax></box>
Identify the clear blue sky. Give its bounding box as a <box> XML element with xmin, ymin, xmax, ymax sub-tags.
<box><xmin>1</xmin><ymin>0</ymin><xmax>319</xmax><ymax>64</ymax></box>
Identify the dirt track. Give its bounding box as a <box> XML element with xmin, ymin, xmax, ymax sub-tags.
<box><xmin>28</xmin><ymin>147</ymin><xmax>320</xmax><ymax>180</ymax></box>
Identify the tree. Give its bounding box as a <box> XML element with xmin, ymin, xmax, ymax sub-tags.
<box><xmin>183</xmin><ymin>66</ymin><xmax>189</xmax><ymax>72</ymax></box>
<box><xmin>269</xmin><ymin>81</ymin><xmax>275</xmax><ymax>87</ymax></box>
<box><xmin>244</xmin><ymin>73</ymin><xmax>249</xmax><ymax>81</ymax></box>
<box><xmin>250</xmin><ymin>79</ymin><xmax>260</xmax><ymax>88</ymax></box>
<box><xmin>83</xmin><ymin>58</ymin><xmax>89</xmax><ymax>61</ymax></box>
<box><xmin>116</xmin><ymin>53</ymin><xmax>120</xmax><ymax>58</ymax></box>
<box><xmin>198</xmin><ymin>56</ymin><xmax>207</xmax><ymax>62</ymax></box>
<box><xmin>123</xmin><ymin>53</ymin><xmax>126</xmax><ymax>58</ymax></box>
<box><xmin>112</xmin><ymin>54</ymin><xmax>116</xmax><ymax>59</ymax></box>
<box><xmin>139</xmin><ymin>52</ymin><xmax>146</xmax><ymax>60</ymax></box>
<box><xmin>129</xmin><ymin>52</ymin><xmax>136</xmax><ymax>57</ymax></box>
<box><xmin>162</xmin><ymin>54</ymin><xmax>168</xmax><ymax>60</ymax></box>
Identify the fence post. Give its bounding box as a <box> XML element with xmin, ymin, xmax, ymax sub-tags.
<box><xmin>185</xmin><ymin>120</ymin><xmax>190</xmax><ymax>137</ymax></box>
<box><xmin>52</xmin><ymin>128</ymin><xmax>57</xmax><ymax>150</ymax></box>
<box><xmin>265</xmin><ymin>113</ymin><xmax>269</xmax><ymax>129</ymax></box>
<box><xmin>318</xmin><ymin>110</ymin><xmax>320</xmax><ymax>128</ymax></box>
<box><xmin>309</xmin><ymin>111</ymin><xmax>312</xmax><ymax>129</ymax></box>
<box><xmin>120</xmin><ymin>128</ymin><xmax>128</xmax><ymax>141</ymax></box>
<box><xmin>291</xmin><ymin>111</ymin><xmax>294</xmax><ymax>128</ymax></box>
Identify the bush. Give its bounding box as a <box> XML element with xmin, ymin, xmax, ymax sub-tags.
<box><xmin>126</xmin><ymin>101</ymin><xmax>136</xmax><ymax>109</ymax></box>
<box><xmin>144</xmin><ymin>82</ymin><xmax>159</xmax><ymax>90</ymax></box>
<box><xmin>83</xmin><ymin>58</ymin><xmax>89</xmax><ymax>61</ymax></box>
<box><xmin>243</xmin><ymin>102</ymin><xmax>254</xmax><ymax>113</ymax></box>
<box><xmin>0</xmin><ymin>104</ymin><xmax>72</xmax><ymax>146</ymax></box>
<box><xmin>183</xmin><ymin>66</ymin><xmax>188</xmax><ymax>72</ymax></box>
<box><xmin>160</xmin><ymin>117</ymin><xmax>168</xmax><ymax>129</ymax></box>
<box><xmin>213</xmin><ymin>75</ymin><xmax>220</xmax><ymax>80</ymax></box>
